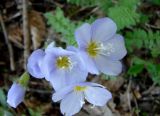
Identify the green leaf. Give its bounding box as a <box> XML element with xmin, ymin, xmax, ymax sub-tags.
<box><xmin>132</xmin><ymin>57</ymin><xmax>145</xmax><ymax>65</ymax></box>
<box><xmin>0</xmin><ymin>89</ymin><xmax>7</xmax><ymax>107</ymax></box>
<box><xmin>139</xmin><ymin>14</ymin><xmax>149</xmax><ymax>24</ymax></box>
<box><xmin>119</xmin><ymin>0</ymin><xmax>140</xmax><ymax>8</ymax></box>
<box><xmin>29</xmin><ymin>108</ymin><xmax>42</xmax><ymax>116</ymax></box>
<box><xmin>146</xmin><ymin>62</ymin><xmax>156</xmax><ymax>74</ymax></box>
<box><xmin>128</xmin><ymin>64</ymin><xmax>144</xmax><ymax>77</ymax></box>
<box><xmin>98</xmin><ymin>0</ymin><xmax>113</xmax><ymax>13</ymax></box>
<box><xmin>146</xmin><ymin>63</ymin><xmax>160</xmax><ymax>85</ymax></box>
<box><xmin>67</xmin><ymin>0</ymin><xmax>97</xmax><ymax>6</ymax></box>
<box><xmin>106</xmin><ymin>0</ymin><xmax>140</xmax><ymax>30</ymax></box>
<box><xmin>125</xmin><ymin>29</ymin><xmax>160</xmax><ymax>57</ymax></box>
<box><xmin>108</xmin><ymin>6</ymin><xmax>140</xmax><ymax>30</ymax></box>
<box><xmin>18</xmin><ymin>72</ymin><xmax>30</xmax><ymax>87</ymax></box>
<box><xmin>149</xmin><ymin>0</ymin><xmax>160</xmax><ymax>5</ymax></box>
<box><xmin>44</xmin><ymin>8</ymin><xmax>77</xmax><ymax>46</ymax></box>
<box><xmin>44</xmin><ymin>8</ymin><xmax>96</xmax><ymax>46</ymax></box>
<box><xmin>0</xmin><ymin>108</ymin><xmax>13</xmax><ymax>116</ymax></box>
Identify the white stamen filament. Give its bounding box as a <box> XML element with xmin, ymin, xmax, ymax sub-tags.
<box><xmin>96</xmin><ymin>43</ymin><xmax>114</xmax><ymax>56</ymax></box>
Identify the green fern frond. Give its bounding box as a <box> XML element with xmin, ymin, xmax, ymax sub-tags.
<box><xmin>125</xmin><ymin>29</ymin><xmax>160</xmax><ymax>57</ymax></box>
<box><xmin>44</xmin><ymin>8</ymin><xmax>96</xmax><ymax>46</ymax></box>
<box><xmin>98</xmin><ymin>0</ymin><xmax>113</xmax><ymax>12</ymax></box>
<box><xmin>146</xmin><ymin>31</ymin><xmax>160</xmax><ymax>57</ymax></box>
<box><xmin>125</xmin><ymin>29</ymin><xmax>146</xmax><ymax>52</ymax></box>
<box><xmin>67</xmin><ymin>0</ymin><xmax>97</xmax><ymax>7</ymax></box>
<box><xmin>106</xmin><ymin>0</ymin><xmax>140</xmax><ymax>30</ymax></box>
<box><xmin>119</xmin><ymin>0</ymin><xmax>140</xmax><ymax>8</ymax></box>
<box><xmin>128</xmin><ymin>57</ymin><xmax>160</xmax><ymax>85</ymax></box>
<box><xmin>44</xmin><ymin>8</ymin><xmax>77</xmax><ymax>46</ymax></box>
<box><xmin>108</xmin><ymin>6</ymin><xmax>140</xmax><ymax>30</ymax></box>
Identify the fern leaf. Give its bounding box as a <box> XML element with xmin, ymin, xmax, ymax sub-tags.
<box><xmin>44</xmin><ymin>8</ymin><xmax>77</xmax><ymax>46</ymax></box>
<box><xmin>119</xmin><ymin>0</ymin><xmax>140</xmax><ymax>8</ymax></box>
<box><xmin>44</xmin><ymin>8</ymin><xmax>96</xmax><ymax>46</ymax></box>
<box><xmin>108</xmin><ymin>6</ymin><xmax>140</xmax><ymax>30</ymax></box>
<box><xmin>125</xmin><ymin>29</ymin><xmax>160</xmax><ymax>57</ymax></box>
<box><xmin>67</xmin><ymin>0</ymin><xmax>97</xmax><ymax>7</ymax></box>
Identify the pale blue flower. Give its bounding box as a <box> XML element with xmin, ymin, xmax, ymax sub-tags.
<box><xmin>42</xmin><ymin>46</ymin><xmax>88</xmax><ymax>91</ymax></box>
<box><xmin>27</xmin><ymin>42</ymin><xmax>55</xmax><ymax>78</ymax></box>
<box><xmin>27</xmin><ymin>49</ymin><xmax>45</xmax><ymax>78</ymax></box>
<box><xmin>75</xmin><ymin>18</ymin><xmax>127</xmax><ymax>75</ymax></box>
<box><xmin>52</xmin><ymin>82</ymin><xmax>112</xmax><ymax>116</ymax></box>
<box><xmin>7</xmin><ymin>83</ymin><xmax>25</xmax><ymax>108</ymax></box>
<box><xmin>27</xmin><ymin>43</ymin><xmax>88</xmax><ymax>91</ymax></box>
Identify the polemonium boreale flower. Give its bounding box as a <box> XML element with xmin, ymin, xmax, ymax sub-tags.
<box><xmin>52</xmin><ymin>82</ymin><xmax>112</xmax><ymax>116</ymax></box>
<box><xmin>42</xmin><ymin>46</ymin><xmax>88</xmax><ymax>91</ymax></box>
<box><xmin>7</xmin><ymin>83</ymin><xmax>25</xmax><ymax>108</ymax></box>
<box><xmin>27</xmin><ymin>49</ymin><xmax>45</xmax><ymax>78</ymax></box>
<box><xmin>27</xmin><ymin>42</ymin><xmax>55</xmax><ymax>78</ymax></box>
<box><xmin>75</xmin><ymin>18</ymin><xmax>127</xmax><ymax>75</ymax></box>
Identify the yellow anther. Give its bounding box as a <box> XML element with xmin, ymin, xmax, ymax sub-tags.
<box><xmin>74</xmin><ymin>86</ymin><xmax>87</xmax><ymax>92</ymax></box>
<box><xmin>86</xmin><ymin>41</ymin><xmax>99</xmax><ymax>57</ymax></box>
<box><xmin>56</xmin><ymin>56</ymin><xmax>71</xmax><ymax>69</ymax></box>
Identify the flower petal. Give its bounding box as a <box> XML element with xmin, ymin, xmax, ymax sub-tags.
<box><xmin>7</xmin><ymin>83</ymin><xmax>25</xmax><ymax>108</ymax></box>
<box><xmin>66</xmin><ymin>68</ymin><xmax>88</xmax><ymax>85</ymax></box>
<box><xmin>60</xmin><ymin>92</ymin><xmax>84</xmax><ymax>116</ymax></box>
<box><xmin>78</xmin><ymin>82</ymin><xmax>104</xmax><ymax>88</ymax></box>
<box><xmin>52</xmin><ymin>85</ymin><xmax>74</xmax><ymax>102</ymax></box>
<box><xmin>95</xmin><ymin>55</ymin><xmax>122</xmax><ymax>76</ymax></box>
<box><xmin>45</xmin><ymin>47</ymin><xmax>74</xmax><ymax>56</ymax></box>
<box><xmin>49</xmin><ymin>69</ymin><xmax>67</xmax><ymax>91</ymax></box>
<box><xmin>41</xmin><ymin>51</ymin><xmax>57</xmax><ymax>80</ymax></box>
<box><xmin>65</xmin><ymin>54</ymin><xmax>88</xmax><ymax>85</ymax></box>
<box><xmin>84</xmin><ymin>86</ymin><xmax>112</xmax><ymax>106</ymax></box>
<box><xmin>103</xmin><ymin>34</ymin><xmax>127</xmax><ymax>60</ymax></box>
<box><xmin>79</xmin><ymin>50</ymin><xmax>99</xmax><ymax>74</ymax></box>
<box><xmin>91</xmin><ymin>18</ymin><xmax>117</xmax><ymax>42</ymax></box>
<box><xmin>27</xmin><ymin>49</ymin><xmax>45</xmax><ymax>78</ymax></box>
<box><xmin>42</xmin><ymin>47</ymin><xmax>74</xmax><ymax>80</ymax></box>
<box><xmin>66</xmin><ymin>46</ymin><xmax>77</xmax><ymax>52</ymax></box>
<box><xmin>45</xmin><ymin>42</ymin><xmax>55</xmax><ymax>50</ymax></box>
<box><xmin>67</xmin><ymin>46</ymin><xmax>87</xmax><ymax>71</ymax></box>
<box><xmin>75</xmin><ymin>23</ymin><xmax>91</xmax><ymax>48</ymax></box>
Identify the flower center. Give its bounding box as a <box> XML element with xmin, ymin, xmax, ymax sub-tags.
<box><xmin>74</xmin><ymin>86</ymin><xmax>87</xmax><ymax>92</ymax></box>
<box><xmin>87</xmin><ymin>41</ymin><xmax>115</xmax><ymax>57</ymax></box>
<box><xmin>86</xmin><ymin>41</ymin><xmax>99</xmax><ymax>57</ymax></box>
<box><xmin>56</xmin><ymin>56</ymin><xmax>71</xmax><ymax>69</ymax></box>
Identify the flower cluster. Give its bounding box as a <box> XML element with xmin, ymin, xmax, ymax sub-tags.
<box><xmin>7</xmin><ymin>18</ymin><xmax>127</xmax><ymax>115</ymax></box>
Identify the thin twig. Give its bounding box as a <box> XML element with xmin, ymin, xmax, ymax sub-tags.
<box><xmin>133</xmin><ymin>96</ymin><xmax>139</xmax><ymax>116</ymax></box>
<box><xmin>5</xmin><ymin>12</ymin><xmax>21</xmax><ymax>22</ymax></box>
<box><xmin>126</xmin><ymin>78</ymin><xmax>132</xmax><ymax>113</ymax></box>
<box><xmin>9</xmin><ymin>37</ymin><xmax>24</xmax><ymax>48</ymax></box>
<box><xmin>22</xmin><ymin>0</ymin><xmax>30</xmax><ymax>69</ymax></box>
<box><xmin>142</xmin><ymin>83</ymin><xmax>156</xmax><ymax>95</ymax></box>
<box><xmin>0</xmin><ymin>12</ymin><xmax>15</xmax><ymax>71</ymax></box>
<box><xmin>145</xmin><ymin>23</ymin><xmax>160</xmax><ymax>30</ymax></box>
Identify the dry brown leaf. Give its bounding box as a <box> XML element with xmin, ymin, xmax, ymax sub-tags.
<box><xmin>103</xmin><ymin>106</ymin><xmax>121</xmax><ymax>116</ymax></box>
<box><xmin>7</xmin><ymin>10</ymin><xmax>46</xmax><ymax>49</ymax></box>
<box><xmin>29</xmin><ymin>10</ymin><xmax>46</xmax><ymax>49</ymax></box>
<box><xmin>7</xmin><ymin>24</ymin><xmax>23</xmax><ymax>48</ymax></box>
<box><xmin>120</xmin><ymin>92</ymin><xmax>133</xmax><ymax>112</ymax></box>
<box><xmin>155</xmin><ymin>19</ymin><xmax>160</xmax><ymax>28</ymax></box>
<box><xmin>107</xmin><ymin>100</ymin><xmax>121</xmax><ymax>116</ymax></box>
<box><xmin>102</xmin><ymin>76</ymin><xmax>125</xmax><ymax>92</ymax></box>
<box><xmin>150</xmin><ymin>87</ymin><xmax>160</xmax><ymax>95</ymax></box>
<box><xmin>133</xmin><ymin>89</ymin><xmax>141</xmax><ymax>99</ymax></box>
